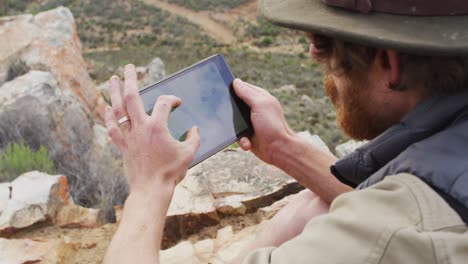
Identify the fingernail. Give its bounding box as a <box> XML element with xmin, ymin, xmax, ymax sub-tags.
<box><xmin>125</xmin><ymin>64</ymin><xmax>135</xmax><ymax>71</ymax></box>
<box><xmin>240</xmin><ymin>137</ymin><xmax>246</xmax><ymax>145</ymax></box>
<box><xmin>234</xmin><ymin>79</ymin><xmax>243</xmax><ymax>87</ymax></box>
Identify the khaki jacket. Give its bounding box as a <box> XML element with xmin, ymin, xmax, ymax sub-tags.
<box><xmin>243</xmin><ymin>174</ymin><xmax>468</xmax><ymax>264</ymax></box>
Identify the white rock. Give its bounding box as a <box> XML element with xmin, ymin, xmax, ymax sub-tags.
<box><xmin>335</xmin><ymin>140</ymin><xmax>368</xmax><ymax>158</ymax></box>
<box><xmin>216</xmin><ymin>195</ymin><xmax>247</xmax><ymax>215</ymax></box>
<box><xmin>301</xmin><ymin>94</ymin><xmax>314</xmax><ymax>108</ymax></box>
<box><xmin>193</xmin><ymin>149</ymin><xmax>303</xmax><ymax>215</ymax></box>
<box><xmin>93</xmin><ymin>124</ymin><xmax>109</xmax><ymax>148</ymax></box>
<box><xmin>0</xmin><ymin>7</ymin><xmax>106</xmax><ymax>120</ymax></box>
<box><xmin>0</xmin><ymin>15</ymin><xmax>37</xmax><ymax>85</ymax></box>
<box><xmin>56</xmin><ymin>202</ymin><xmax>105</xmax><ymax>229</ymax></box>
<box><xmin>168</xmin><ymin>174</ymin><xmax>217</xmax><ymax>216</ymax></box>
<box><xmin>276</xmin><ymin>84</ymin><xmax>297</xmax><ymax>94</ymax></box>
<box><xmin>0</xmin><ymin>171</ymin><xmax>70</xmax><ymax>235</ymax></box>
<box><xmin>161</xmin><ymin>148</ymin><xmax>303</xmax><ymax>246</ymax></box>
<box><xmin>144</xmin><ymin>57</ymin><xmax>166</xmax><ymax>85</ymax></box>
<box><xmin>0</xmin><ymin>183</ymin><xmax>10</xmax><ymax>215</ymax></box>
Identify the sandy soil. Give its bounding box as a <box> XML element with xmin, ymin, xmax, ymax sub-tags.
<box><xmin>141</xmin><ymin>0</ymin><xmax>238</xmax><ymax>44</ymax></box>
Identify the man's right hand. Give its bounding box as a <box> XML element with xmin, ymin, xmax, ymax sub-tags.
<box><xmin>233</xmin><ymin>79</ymin><xmax>296</xmax><ymax>165</ymax></box>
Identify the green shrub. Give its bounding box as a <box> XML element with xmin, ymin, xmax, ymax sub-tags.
<box><xmin>247</xmin><ymin>16</ymin><xmax>284</xmax><ymax>38</ymax></box>
<box><xmin>254</xmin><ymin>36</ymin><xmax>274</xmax><ymax>47</ymax></box>
<box><xmin>0</xmin><ymin>142</ymin><xmax>55</xmax><ymax>182</ymax></box>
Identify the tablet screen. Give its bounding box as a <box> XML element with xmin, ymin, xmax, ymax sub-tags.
<box><xmin>140</xmin><ymin>55</ymin><xmax>251</xmax><ymax>167</ymax></box>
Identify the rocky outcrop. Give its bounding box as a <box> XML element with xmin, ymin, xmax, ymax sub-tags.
<box><xmin>0</xmin><ymin>71</ymin><xmax>93</xmax><ymax>173</ymax></box>
<box><xmin>0</xmin><ymin>69</ymin><xmax>126</xmax><ymax>210</ymax></box>
<box><xmin>161</xmin><ymin>134</ymin><xmax>330</xmax><ymax>247</ymax></box>
<box><xmin>0</xmin><ymin>172</ymin><xmax>106</xmax><ymax>238</ymax></box>
<box><xmin>0</xmin><ymin>172</ymin><xmax>70</xmax><ymax>236</ymax></box>
<box><xmin>0</xmin><ymin>7</ymin><xmax>106</xmax><ymax>120</ymax></box>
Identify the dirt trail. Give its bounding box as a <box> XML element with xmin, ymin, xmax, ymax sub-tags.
<box><xmin>141</xmin><ymin>0</ymin><xmax>238</xmax><ymax>44</ymax></box>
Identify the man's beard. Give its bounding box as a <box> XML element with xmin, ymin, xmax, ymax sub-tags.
<box><xmin>324</xmin><ymin>71</ymin><xmax>394</xmax><ymax>140</ymax></box>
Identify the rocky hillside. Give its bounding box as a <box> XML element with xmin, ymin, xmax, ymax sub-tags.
<box><xmin>0</xmin><ymin>6</ymin><xmax>362</xmax><ymax>264</ymax></box>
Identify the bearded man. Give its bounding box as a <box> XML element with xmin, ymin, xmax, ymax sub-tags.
<box><xmin>103</xmin><ymin>0</ymin><xmax>468</xmax><ymax>263</ymax></box>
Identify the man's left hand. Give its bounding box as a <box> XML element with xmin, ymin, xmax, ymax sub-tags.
<box><xmin>105</xmin><ymin>64</ymin><xmax>200</xmax><ymax>196</ymax></box>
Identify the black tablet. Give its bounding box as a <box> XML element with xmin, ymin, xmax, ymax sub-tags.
<box><xmin>139</xmin><ymin>54</ymin><xmax>252</xmax><ymax>168</ymax></box>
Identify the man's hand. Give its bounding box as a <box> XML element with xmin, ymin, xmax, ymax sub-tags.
<box><xmin>105</xmin><ymin>64</ymin><xmax>200</xmax><ymax>195</ymax></box>
<box><xmin>103</xmin><ymin>64</ymin><xmax>200</xmax><ymax>264</ymax></box>
<box><xmin>233</xmin><ymin>79</ymin><xmax>296</xmax><ymax>165</ymax></box>
<box><xmin>233</xmin><ymin>79</ymin><xmax>351</xmax><ymax>204</ymax></box>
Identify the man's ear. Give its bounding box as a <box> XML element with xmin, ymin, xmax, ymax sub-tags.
<box><xmin>377</xmin><ymin>49</ymin><xmax>401</xmax><ymax>87</ymax></box>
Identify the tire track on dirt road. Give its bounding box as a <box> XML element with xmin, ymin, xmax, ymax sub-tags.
<box><xmin>141</xmin><ymin>0</ymin><xmax>238</xmax><ymax>44</ymax></box>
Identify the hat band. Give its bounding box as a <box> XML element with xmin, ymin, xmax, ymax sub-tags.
<box><xmin>323</xmin><ymin>0</ymin><xmax>468</xmax><ymax>15</ymax></box>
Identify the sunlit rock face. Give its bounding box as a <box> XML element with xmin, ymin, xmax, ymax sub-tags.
<box><xmin>0</xmin><ymin>171</ymin><xmax>70</xmax><ymax>236</ymax></box>
<box><xmin>0</xmin><ymin>7</ymin><xmax>106</xmax><ymax>121</ymax></box>
<box><xmin>0</xmin><ymin>171</ymin><xmax>105</xmax><ymax>237</ymax></box>
<box><xmin>161</xmin><ymin>134</ymin><xmax>330</xmax><ymax>247</ymax></box>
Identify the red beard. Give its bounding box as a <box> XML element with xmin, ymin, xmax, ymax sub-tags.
<box><xmin>324</xmin><ymin>71</ymin><xmax>394</xmax><ymax>140</ymax></box>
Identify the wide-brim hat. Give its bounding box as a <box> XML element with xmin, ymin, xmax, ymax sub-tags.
<box><xmin>259</xmin><ymin>0</ymin><xmax>468</xmax><ymax>56</ymax></box>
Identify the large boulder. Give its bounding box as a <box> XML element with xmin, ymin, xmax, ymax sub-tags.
<box><xmin>192</xmin><ymin>149</ymin><xmax>303</xmax><ymax>216</ymax></box>
<box><xmin>161</xmin><ymin>147</ymin><xmax>301</xmax><ymax>247</ymax></box>
<box><xmin>0</xmin><ymin>171</ymin><xmax>107</xmax><ymax>237</ymax></box>
<box><xmin>0</xmin><ymin>7</ymin><xmax>106</xmax><ymax>120</ymax></box>
<box><xmin>0</xmin><ymin>183</ymin><xmax>11</xmax><ymax>216</ymax></box>
<box><xmin>160</xmin><ymin>133</ymin><xmax>329</xmax><ymax>247</ymax></box>
<box><xmin>0</xmin><ymin>71</ymin><xmax>93</xmax><ymax>177</ymax></box>
<box><xmin>0</xmin><ymin>172</ymin><xmax>70</xmax><ymax>236</ymax></box>
<box><xmin>0</xmin><ymin>70</ymin><xmax>127</xmax><ymax>209</ymax></box>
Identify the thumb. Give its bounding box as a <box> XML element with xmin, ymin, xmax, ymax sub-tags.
<box><xmin>238</xmin><ymin>137</ymin><xmax>252</xmax><ymax>151</ymax></box>
<box><xmin>233</xmin><ymin>79</ymin><xmax>257</xmax><ymax>107</ymax></box>
<box><xmin>184</xmin><ymin>126</ymin><xmax>201</xmax><ymax>154</ymax></box>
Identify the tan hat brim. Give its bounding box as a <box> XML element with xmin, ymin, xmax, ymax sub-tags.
<box><xmin>259</xmin><ymin>0</ymin><xmax>468</xmax><ymax>56</ymax></box>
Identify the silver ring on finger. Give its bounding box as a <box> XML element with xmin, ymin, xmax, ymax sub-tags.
<box><xmin>118</xmin><ymin>116</ymin><xmax>130</xmax><ymax>126</ymax></box>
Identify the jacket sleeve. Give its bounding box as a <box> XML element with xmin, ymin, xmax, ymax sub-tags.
<box><xmin>242</xmin><ymin>174</ymin><xmax>426</xmax><ymax>264</ymax></box>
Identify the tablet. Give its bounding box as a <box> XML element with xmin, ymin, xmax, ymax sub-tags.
<box><xmin>139</xmin><ymin>54</ymin><xmax>252</xmax><ymax>168</ymax></box>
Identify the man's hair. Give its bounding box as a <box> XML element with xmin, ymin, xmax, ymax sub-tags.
<box><xmin>312</xmin><ymin>34</ymin><xmax>468</xmax><ymax>94</ymax></box>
